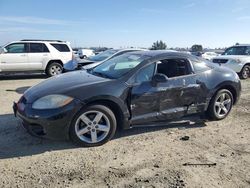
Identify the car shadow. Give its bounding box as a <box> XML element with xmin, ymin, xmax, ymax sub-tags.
<box><xmin>0</xmin><ymin>73</ymin><xmax>47</xmax><ymax>80</ymax></box>
<box><xmin>6</xmin><ymin>86</ymin><xmax>31</xmax><ymax>94</ymax></box>
<box><xmin>0</xmin><ymin>113</ymin><xmax>207</xmax><ymax>159</ymax></box>
<box><xmin>114</xmin><ymin>121</ymin><xmax>206</xmax><ymax>139</ymax></box>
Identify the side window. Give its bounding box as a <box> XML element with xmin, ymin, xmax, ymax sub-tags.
<box><xmin>135</xmin><ymin>63</ymin><xmax>155</xmax><ymax>83</ymax></box>
<box><xmin>29</xmin><ymin>43</ymin><xmax>49</xmax><ymax>53</ymax></box>
<box><xmin>246</xmin><ymin>46</ymin><xmax>250</xmax><ymax>55</ymax></box>
<box><xmin>113</xmin><ymin>51</ymin><xmax>138</xmax><ymax>58</ymax></box>
<box><xmin>50</xmin><ymin>43</ymin><xmax>70</xmax><ymax>52</ymax></box>
<box><xmin>156</xmin><ymin>59</ymin><xmax>191</xmax><ymax>78</ymax></box>
<box><xmin>112</xmin><ymin>51</ymin><xmax>125</xmax><ymax>58</ymax></box>
<box><xmin>5</xmin><ymin>43</ymin><xmax>26</xmax><ymax>53</ymax></box>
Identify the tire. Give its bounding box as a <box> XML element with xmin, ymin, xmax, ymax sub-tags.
<box><xmin>69</xmin><ymin>105</ymin><xmax>117</xmax><ymax>147</ymax></box>
<box><xmin>207</xmin><ymin>89</ymin><xmax>233</xmax><ymax>120</ymax></box>
<box><xmin>239</xmin><ymin>65</ymin><xmax>250</xmax><ymax>79</ymax></box>
<box><xmin>80</xmin><ymin>55</ymin><xmax>87</xmax><ymax>59</ymax></box>
<box><xmin>46</xmin><ymin>62</ymin><xmax>63</xmax><ymax>77</ymax></box>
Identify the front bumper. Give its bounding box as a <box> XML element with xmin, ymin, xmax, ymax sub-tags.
<box><xmin>218</xmin><ymin>61</ymin><xmax>244</xmax><ymax>73</ymax></box>
<box><xmin>13</xmin><ymin>99</ymin><xmax>83</xmax><ymax>140</ymax></box>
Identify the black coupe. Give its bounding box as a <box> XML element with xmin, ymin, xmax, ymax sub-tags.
<box><xmin>14</xmin><ymin>51</ymin><xmax>241</xmax><ymax>147</ymax></box>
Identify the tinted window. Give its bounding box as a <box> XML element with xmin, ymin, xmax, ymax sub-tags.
<box><xmin>223</xmin><ymin>46</ymin><xmax>248</xmax><ymax>55</ymax></box>
<box><xmin>135</xmin><ymin>63</ymin><xmax>155</xmax><ymax>83</ymax></box>
<box><xmin>246</xmin><ymin>46</ymin><xmax>250</xmax><ymax>55</ymax></box>
<box><xmin>29</xmin><ymin>43</ymin><xmax>49</xmax><ymax>53</ymax></box>
<box><xmin>5</xmin><ymin>43</ymin><xmax>26</xmax><ymax>53</ymax></box>
<box><xmin>156</xmin><ymin>59</ymin><xmax>191</xmax><ymax>78</ymax></box>
<box><xmin>50</xmin><ymin>43</ymin><xmax>70</xmax><ymax>52</ymax></box>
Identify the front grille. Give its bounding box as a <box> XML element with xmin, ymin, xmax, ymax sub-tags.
<box><xmin>212</xmin><ymin>59</ymin><xmax>228</xmax><ymax>64</ymax></box>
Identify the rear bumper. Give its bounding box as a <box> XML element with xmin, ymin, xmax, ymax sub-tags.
<box><xmin>13</xmin><ymin>99</ymin><xmax>83</xmax><ymax>140</ymax></box>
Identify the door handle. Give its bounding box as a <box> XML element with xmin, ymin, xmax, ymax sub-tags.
<box><xmin>20</xmin><ymin>54</ymin><xmax>26</xmax><ymax>57</ymax></box>
<box><xmin>43</xmin><ymin>54</ymin><xmax>48</xmax><ymax>56</ymax></box>
<box><xmin>2</xmin><ymin>62</ymin><xmax>6</xmax><ymax>63</ymax></box>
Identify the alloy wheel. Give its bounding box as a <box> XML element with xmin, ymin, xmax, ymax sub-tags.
<box><xmin>243</xmin><ymin>66</ymin><xmax>250</xmax><ymax>79</ymax></box>
<box><xmin>214</xmin><ymin>92</ymin><xmax>232</xmax><ymax>118</ymax></box>
<box><xmin>50</xmin><ymin>65</ymin><xmax>62</xmax><ymax>75</ymax></box>
<box><xmin>75</xmin><ymin>110</ymin><xmax>111</xmax><ymax>144</ymax></box>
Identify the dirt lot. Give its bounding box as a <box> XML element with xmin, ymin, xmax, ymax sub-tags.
<box><xmin>0</xmin><ymin>74</ymin><xmax>249</xmax><ymax>188</ymax></box>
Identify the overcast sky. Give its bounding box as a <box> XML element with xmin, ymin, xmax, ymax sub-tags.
<box><xmin>0</xmin><ymin>0</ymin><xmax>250</xmax><ymax>48</ymax></box>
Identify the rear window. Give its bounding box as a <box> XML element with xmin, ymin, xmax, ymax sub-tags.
<box><xmin>29</xmin><ymin>43</ymin><xmax>49</xmax><ymax>53</ymax></box>
<box><xmin>50</xmin><ymin>43</ymin><xmax>70</xmax><ymax>52</ymax></box>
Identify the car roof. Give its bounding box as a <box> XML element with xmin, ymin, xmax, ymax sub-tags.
<box><xmin>232</xmin><ymin>44</ymin><xmax>250</xmax><ymax>47</ymax></box>
<box><xmin>10</xmin><ymin>40</ymin><xmax>69</xmax><ymax>44</ymax></box>
<box><xmin>127</xmin><ymin>50</ymin><xmax>192</xmax><ymax>58</ymax></box>
<box><xmin>113</xmin><ymin>48</ymin><xmax>147</xmax><ymax>52</ymax></box>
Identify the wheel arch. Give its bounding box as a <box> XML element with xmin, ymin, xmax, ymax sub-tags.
<box><xmin>213</xmin><ymin>84</ymin><xmax>238</xmax><ymax>105</ymax></box>
<box><xmin>44</xmin><ymin>60</ymin><xmax>63</xmax><ymax>71</ymax></box>
<box><xmin>81</xmin><ymin>96</ymin><xmax>130</xmax><ymax>130</ymax></box>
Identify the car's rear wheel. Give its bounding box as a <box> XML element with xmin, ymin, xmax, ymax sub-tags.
<box><xmin>239</xmin><ymin>65</ymin><xmax>250</xmax><ymax>79</ymax></box>
<box><xmin>207</xmin><ymin>89</ymin><xmax>233</xmax><ymax>120</ymax></box>
<box><xmin>46</xmin><ymin>62</ymin><xmax>63</xmax><ymax>77</ymax></box>
<box><xmin>69</xmin><ymin>105</ymin><xmax>117</xmax><ymax>147</ymax></box>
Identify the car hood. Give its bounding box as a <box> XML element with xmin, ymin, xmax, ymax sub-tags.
<box><xmin>80</xmin><ymin>59</ymin><xmax>97</xmax><ymax>64</ymax></box>
<box><xmin>24</xmin><ymin>71</ymin><xmax>109</xmax><ymax>103</ymax></box>
<box><xmin>64</xmin><ymin>59</ymin><xmax>98</xmax><ymax>71</ymax></box>
<box><xmin>83</xmin><ymin>62</ymin><xmax>102</xmax><ymax>69</ymax></box>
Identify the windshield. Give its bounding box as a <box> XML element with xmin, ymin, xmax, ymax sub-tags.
<box><xmin>87</xmin><ymin>49</ymin><xmax>119</xmax><ymax>62</ymax></box>
<box><xmin>89</xmin><ymin>53</ymin><xmax>149</xmax><ymax>79</ymax></box>
<box><xmin>223</xmin><ymin>46</ymin><xmax>250</xmax><ymax>55</ymax></box>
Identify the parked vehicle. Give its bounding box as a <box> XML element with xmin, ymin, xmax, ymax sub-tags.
<box><xmin>191</xmin><ymin>51</ymin><xmax>202</xmax><ymax>57</ymax></box>
<box><xmin>0</xmin><ymin>40</ymin><xmax>73</xmax><ymax>76</ymax></box>
<box><xmin>14</xmin><ymin>51</ymin><xmax>241</xmax><ymax>147</ymax></box>
<box><xmin>212</xmin><ymin>44</ymin><xmax>250</xmax><ymax>79</ymax></box>
<box><xmin>78</xmin><ymin>49</ymin><xmax>95</xmax><ymax>59</ymax></box>
<box><xmin>202</xmin><ymin>51</ymin><xmax>219</xmax><ymax>60</ymax></box>
<box><xmin>73</xmin><ymin>49</ymin><xmax>79</xmax><ymax>59</ymax></box>
<box><xmin>75</xmin><ymin>48</ymin><xmax>146</xmax><ymax>70</ymax></box>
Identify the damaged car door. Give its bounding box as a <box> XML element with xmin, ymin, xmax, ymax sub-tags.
<box><xmin>129</xmin><ymin>63</ymin><xmax>160</xmax><ymax>125</ymax></box>
<box><xmin>155</xmin><ymin>58</ymin><xmax>203</xmax><ymax>120</ymax></box>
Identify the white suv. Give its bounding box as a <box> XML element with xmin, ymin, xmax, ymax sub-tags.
<box><xmin>0</xmin><ymin>40</ymin><xmax>73</xmax><ymax>76</ymax></box>
<box><xmin>212</xmin><ymin>44</ymin><xmax>250</xmax><ymax>79</ymax></box>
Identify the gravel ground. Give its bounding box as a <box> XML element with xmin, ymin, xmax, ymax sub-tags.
<box><xmin>0</xmin><ymin>74</ymin><xmax>249</xmax><ymax>188</ymax></box>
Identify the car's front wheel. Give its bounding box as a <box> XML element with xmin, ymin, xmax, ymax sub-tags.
<box><xmin>207</xmin><ymin>89</ymin><xmax>233</xmax><ymax>120</ymax></box>
<box><xmin>69</xmin><ymin>105</ymin><xmax>117</xmax><ymax>147</ymax></box>
<box><xmin>239</xmin><ymin>65</ymin><xmax>250</xmax><ymax>79</ymax></box>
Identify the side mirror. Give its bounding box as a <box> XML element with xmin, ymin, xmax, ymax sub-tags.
<box><xmin>0</xmin><ymin>48</ymin><xmax>7</xmax><ymax>54</ymax></box>
<box><xmin>152</xmin><ymin>73</ymin><xmax>168</xmax><ymax>83</ymax></box>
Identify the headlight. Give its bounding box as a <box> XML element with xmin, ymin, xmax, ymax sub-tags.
<box><xmin>32</xmin><ymin>95</ymin><xmax>74</xmax><ymax>109</ymax></box>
